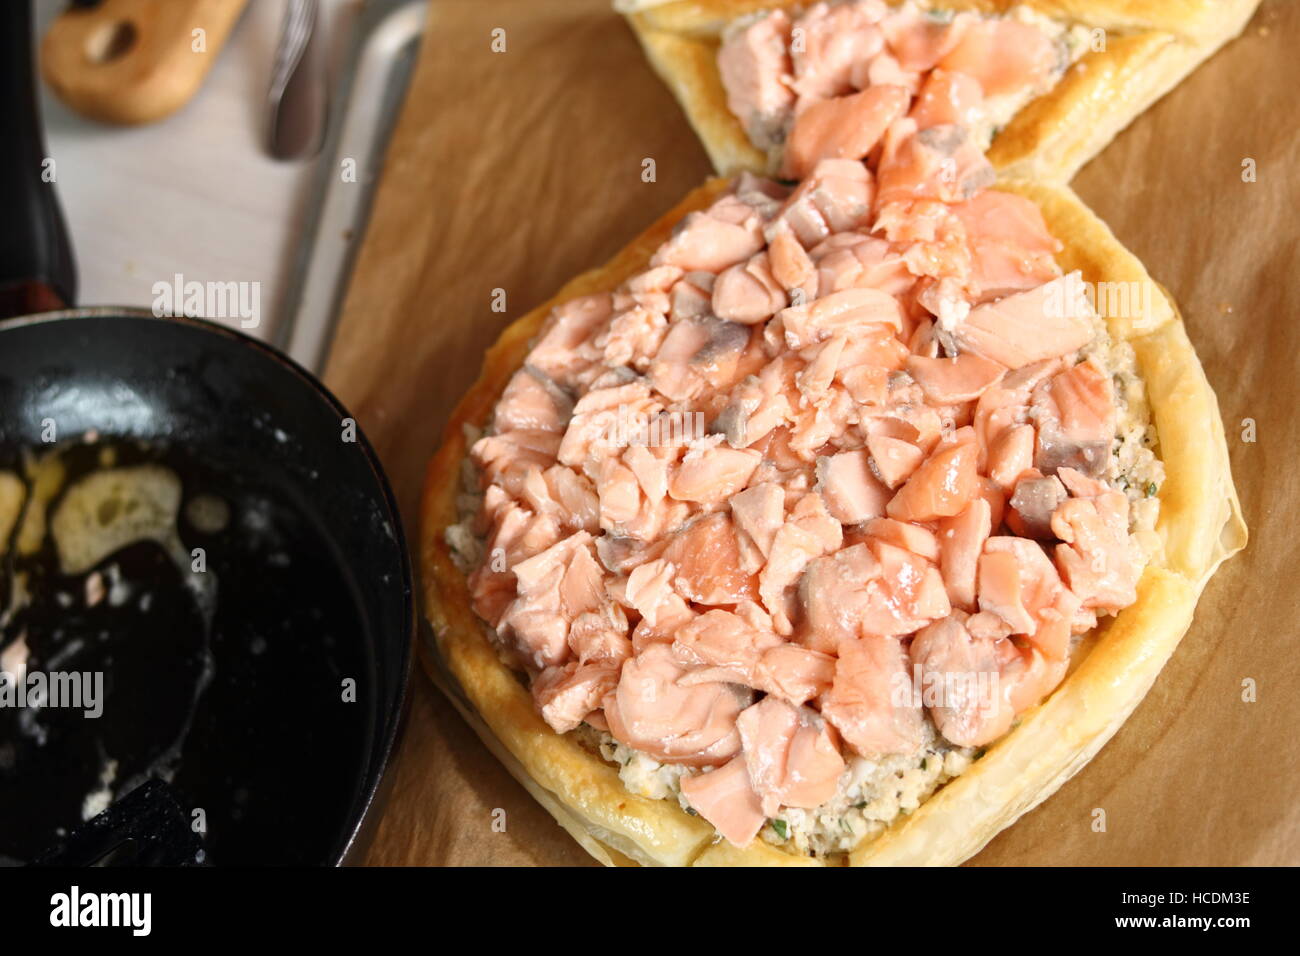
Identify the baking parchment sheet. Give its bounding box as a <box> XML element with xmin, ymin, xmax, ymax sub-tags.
<box><xmin>318</xmin><ymin>0</ymin><xmax>1300</xmax><ymax>866</ymax></box>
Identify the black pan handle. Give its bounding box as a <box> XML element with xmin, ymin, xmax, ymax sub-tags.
<box><xmin>0</xmin><ymin>0</ymin><xmax>77</xmax><ymax>319</ymax></box>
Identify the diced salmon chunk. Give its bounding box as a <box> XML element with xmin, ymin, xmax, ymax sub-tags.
<box><xmin>953</xmin><ymin>273</ymin><xmax>1095</xmax><ymax>369</ymax></box>
<box><xmin>820</xmin><ymin>634</ymin><xmax>924</xmax><ymax>756</ymax></box>
<box><xmin>770</xmin><ymin>158</ymin><xmax>876</xmax><ymax>247</ymax></box>
<box><xmin>662</xmin><ymin>512</ymin><xmax>761</xmax><ymax>606</ymax></box>
<box><xmin>951</xmin><ymin>190</ymin><xmax>1061</xmax><ymax>302</ymax></box>
<box><xmin>533</xmin><ymin>660</ymin><xmax>622</xmax><ymax>734</ymax></box>
<box><xmin>905</xmin><ymin>353</ymin><xmax>1005</xmax><ymax>404</ymax></box>
<box><xmin>781</xmin><ymin>287</ymin><xmax>905</xmax><ymax>348</ymax></box>
<box><xmin>1052</xmin><ymin>491</ymin><xmax>1139</xmax><ymax>613</ymax></box>
<box><xmin>938</xmin><ymin>19</ymin><xmax>1059</xmax><ymax>98</ymax></box>
<box><xmin>652</xmin><ymin>196</ymin><xmax>766</xmax><ymax>273</ymax></box>
<box><xmin>669</xmin><ymin>445</ymin><xmax>761</xmax><ymax>503</ymax></box>
<box><xmin>937</xmin><ymin>496</ymin><xmax>991</xmax><ymax>611</ymax></box>
<box><xmin>910</xmin><ymin>615</ymin><xmax>1012</xmax><ymax>747</ymax></box>
<box><xmin>717</xmin><ymin>11</ymin><xmax>796</xmax><ymax>150</ymax></box>
<box><xmin>680</xmin><ymin>756</ymin><xmax>767</xmax><ymax>847</ymax></box>
<box><xmin>816</xmin><ymin>449</ymin><xmax>891</xmax><ymax>524</ymax></box>
<box><xmin>602</xmin><ymin>643</ymin><xmax>750</xmax><ymax>766</ymax></box>
<box><xmin>737</xmin><ymin>697</ymin><xmax>845</xmax><ymax>815</ymax></box>
<box><xmin>1033</xmin><ymin>359</ymin><xmax>1116</xmax><ymax>478</ymax></box>
<box><xmin>781</xmin><ymin>84</ymin><xmax>910</xmax><ymax>180</ymax></box>
<box><xmin>887</xmin><ymin>428</ymin><xmax>979</xmax><ymax>521</ymax></box>
<box><xmin>789</xmin><ymin>0</ymin><xmax>886</xmax><ymax>100</ymax></box>
<box><xmin>909</xmin><ymin>68</ymin><xmax>983</xmax><ymax>130</ymax></box>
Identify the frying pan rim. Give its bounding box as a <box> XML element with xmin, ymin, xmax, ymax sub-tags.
<box><xmin>0</xmin><ymin>305</ymin><xmax>415</xmax><ymax>866</ymax></box>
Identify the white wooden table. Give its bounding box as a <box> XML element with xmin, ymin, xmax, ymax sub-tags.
<box><xmin>33</xmin><ymin>0</ymin><xmax>362</xmax><ymax>343</ymax></box>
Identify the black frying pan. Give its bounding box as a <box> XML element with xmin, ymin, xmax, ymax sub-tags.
<box><xmin>0</xmin><ymin>2</ymin><xmax>412</xmax><ymax>865</ymax></box>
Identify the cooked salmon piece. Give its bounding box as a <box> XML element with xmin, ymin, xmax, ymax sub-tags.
<box><xmin>875</xmin><ymin>123</ymin><xmax>995</xmax><ymax>207</ymax></box>
<box><xmin>909</xmin><ymin>68</ymin><xmax>983</xmax><ymax>130</ymax></box>
<box><xmin>770</xmin><ymin>159</ymin><xmax>876</xmax><ymax>248</ymax></box>
<box><xmin>730</xmin><ymin>481</ymin><xmax>785</xmax><ymax>560</ymax></box>
<box><xmin>954</xmin><ymin>273</ymin><xmax>1095</xmax><ymax>368</ymax></box>
<box><xmin>832</xmin><ymin>323</ymin><xmax>904</xmax><ymax>369</ymax></box>
<box><xmin>649</xmin><ymin>315</ymin><xmax>752</xmax><ymax>402</ymax></box>
<box><xmin>982</xmin><ymin>536</ymin><xmax>1076</xmax><ymax>659</ymax></box>
<box><xmin>669</xmin><ymin>444</ymin><xmax>761</xmax><ymax>503</ymax></box>
<box><xmin>862</xmin><ymin>516</ymin><xmax>939</xmax><ymax>562</ymax></box>
<box><xmin>679</xmin><ymin>756</ymin><xmax>767</xmax><ymax>847</ymax></box>
<box><xmin>886</xmin><ymin>427</ymin><xmax>979</xmax><ymax>522</ymax></box>
<box><xmin>594</xmin><ymin>457</ymin><xmax>641</xmax><ymax>530</ymax></box>
<box><xmin>976</xmin><ymin>549</ymin><xmax>1037</xmax><ymax>636</ymax></box>
<box><xmin>910</xmin><ymin>615</ymin><xmax>1013</xmax><ymax>747</ymax></box>
<box><xmin>471</xmin><ymin>429</ymin><xmax>563</xmax><ymax>498</ymax></box>
<box><xmin>820</xmin><ymin>633</ymin><xmax>925</xmax><ymax>756</ymax></box>
<box><xmin>906</xmin><ymin>352</ymin><xmax>1005</xmax><ymax>404</ymax></box>
<box><xmin>860</xmin><ymin>538</ymin><xmax>951</xmax><ymax>635</ymax></box>
<box><xmin>796</xmin><ymin>543</ymin><xmax>879</xmax><ymax>651</ymax></box>
<box><xmin>527</xmin><ymin>294</ymin><xmax>614</xmax><ymax>387</ymax></box>
<box><xmin>658</xmin><ymin>512</ymin><xmax>761</xmax><ymax>607</ymax></box>
<box><xmin>624</xmin><ymin>444</ymin><xmax>670</xmax><ymax>503</ymax></box>
<box><xmin>781</xmin><ymin>287</ymin><xmax>905</xmax><ymax>348</ymax></box>
<box><xmin>986</xmin><ymin>421</ymin><xmax>1036</xmax><ymax>492</ymax></box>
<box><xmin>938</xmin><ymin>18</ymin><xmax>1059</xmax><ymax>98</ymax></box>
<box><xmin>812</xmin><ymin>233</ymin><xmax>915</xmax><ymax>298</ymax></box>
<box><xmin>753</xmin><ymin>644</ymin><xmax>837</xmax><ymax>706</ymax></box>
<box><xmin>533</xmin><ymin>660</ymin><xmax>622</xmax><ymax>734</ymax></box>
<box><xmin>1052</xmin><ymin>492</ymin><xmax>1139</xmax><ymax>613</ymax></box>
<box><xmin>601</xmin><ymin>305</ymin><xmax>668</xmax><ymax>371</ymax></box>
<box><xmin>567</xmin><ymin>603</ymin><xmax>632</xmax><ymax>664</ymax></box>
<box><xmin>738</xmin><ymin>697</ymin><xmax>845</xmax><ymax>815</ymax></box>
<box><xmin>865</xmin><ymin>433</ymin><xmax>925</xmax><ymax>489</ymax></box>
<box><xmin>1007</xmin><ymin>472</ymin><xmax>1068</xmax><ymax>540</ymax></box>
<box><xmin>816</xmin><ymin>449</ymin><xmax>892</xmax><ymax>523</ymax></box>
<box><xmin>937</xmin><ymin>495</ymin><xmax>991</xmax><ymax>611</ymax></box>
<box><xmin>623</xmin><ymin>557</ymin><xmax>681</xmax><ymax>629</ymax></box>
<box><xmin>618</xmin><ymin>264</ymin><xmax>682</xmax><ymax>311</ymax></box>
<box><xmin>713</xmin><ymin>251</ymin><xmax>789</xmax><ymax>324</ymax></box>
<box><xmin>717</xmin><ymin>10</ymin><xmax>796</xmax><ymax>151</ymax></box>
<box><xmin>673</xmin><ymin>609</ymin><xmax>781</xmax><ymax>676</ymax></box>
<box><xmin>672</xmin><ymin>609</ymin><xmax>833</xmax><ymax>706</ymax></box>
<box><xmin>781</xmin><ymin>85</ymin><xmax>911</xmax><ymax>180</ymax></box>
<box><xmin>761</xmin><ymin>494</ymin><xmax>844</xmax><ymax>632</ymax></box>
<box><xmin>997</xmin><ymin>638</ymin><xmax>1070</xmax><ymax>714</ymax></box>
<box><xmin>652</xmin><ymin>195</ymin><xmax>766</xmax><ymax>274</ymax></box>
<box><xmin>768</xmin><ymin>229</ymin><xmax>817</xmax><ymax>298</ymax></box>
<box><xmin>796</xmin><ymin>334</ymin><xmax>848</xmax><ymax>399</ymax></box>
<box><xmin>881</xmin><ymin>5</ymin><xmax>970</xmax><ymax>72</ymax></box>
<box><xmin>518</xmin><ymin>464</ymin><xmax>600</xmax><ymax>534</ymax></box>
<box><xmin>1033</xmin><ymin>359</ymin><xmax>1116</xmax><ymax>478</ymax></box>
<box><xmin>494</xmin><ymin>365</ymin><xmax>573</xmax><ymax>434</ymax></box>
<box><xmin>951</xmin><ymin>190</ymin><xmax>1061</xmax><ymax>302</ymax></box>
<box><xmin>1057</xmin><ymin>464</ymin><xmax>1111</xmax><ymax>499</ymax></box>
<box><xmin>500</xmin><ymin>533</ymin><xmax>601</xmax><ymax>670</ymax></box>
<box><xmin>557</xmin><ymin>380</ymin><xmax>657</xmax><ymax>468</ymax></box>
<box><xmin>669</xmin><ymin>271</ymin><xmax>715</xmax><ymax>323</ymax></box>
<box><xmin>602</xmin><ymin>642</ymin><xmax>750</xmax><ymax>766</ymax></box>
<box><xmin>790</xmin><ymin>0</ymin><xmax>886</xmax><ymax>100</ymax></box>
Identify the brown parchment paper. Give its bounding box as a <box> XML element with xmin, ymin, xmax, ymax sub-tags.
<box><xmin>321</xmin><ymin>0</ymin><xmax>1300</xmax><ymax>867</ymax></box>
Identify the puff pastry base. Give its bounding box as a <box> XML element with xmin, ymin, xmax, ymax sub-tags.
<box><xmin>616</xmin><ymin>0</ymin><xmax>1261</xmax><ymax>182</ymax></box>
<box><xmin>419</xmin><ymin>177</ymin><xmax>1246</xmax><ymax>866</ymax></box>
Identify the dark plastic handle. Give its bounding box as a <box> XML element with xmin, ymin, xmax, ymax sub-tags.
<box><xmin>0</xmin><ymin>0</ymin><xmax>77</xmax><ymax>319</ymax></box>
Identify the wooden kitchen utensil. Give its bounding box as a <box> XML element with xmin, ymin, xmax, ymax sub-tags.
<box><xmin>40</xmin><ymin>0</ymin><xmax>249</xmax><ymax>125</ymax></box>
